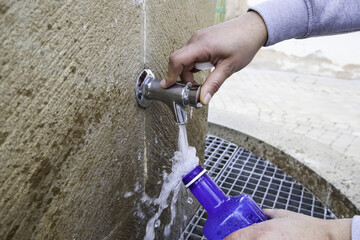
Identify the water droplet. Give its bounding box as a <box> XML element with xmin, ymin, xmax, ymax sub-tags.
<box><xmin>187</xmin><ymin>197</ymin><xmax>193</xmax><ymax>204</ymax></box>
<box><xmin>154</xmin><ymin>219</ymin><xmax>161</xmax><ymax>228</ymax></box>
<box><xmin>134</xmin><ymin>182</ymin><xmax>140</xmax><ymax>192</ymax></box>
<box><xmin>124</xmin><ymin>192</ymin><xmax>133</xmax><ymax>198</ymax></box>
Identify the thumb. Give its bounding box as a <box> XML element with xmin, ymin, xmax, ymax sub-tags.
<box><xmin>200</xmin><ymin>61</ymin><xmax>234</xmax><ymax>105</ymax></box>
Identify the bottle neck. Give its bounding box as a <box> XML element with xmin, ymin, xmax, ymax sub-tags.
<box><xmin>183</xmin><ymin>166</ymin><xmax>228</xmax><ymax>213</ymax></box>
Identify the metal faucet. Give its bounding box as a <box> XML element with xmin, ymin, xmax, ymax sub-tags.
<box><xmin>135</xmin><ymin>69</ymin><xmax>202</xmax><ymax>124</ymax></box>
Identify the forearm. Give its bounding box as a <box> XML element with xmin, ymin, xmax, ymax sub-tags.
<box><xmin>250</xmin><ymin>0</ymin><xmax>360</xmax><ymax>46</ymax></box>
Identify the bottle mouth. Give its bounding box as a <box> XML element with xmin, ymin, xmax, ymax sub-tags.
<box><xmin>182</xmin><ymin>165</ymin><xmax>207</xmax><ymax>188</ymax></box>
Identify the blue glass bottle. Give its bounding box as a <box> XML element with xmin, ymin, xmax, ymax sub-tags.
<box><xmin>183</xmin><ymin>165</ymin><xmax>269</xmax><ymax>240</ymax></box>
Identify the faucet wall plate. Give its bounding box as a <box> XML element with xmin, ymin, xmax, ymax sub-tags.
<box><xmin>135</xmin><ymin>69</ymin><xmax>154</xmax><ymax>108</ymax></box>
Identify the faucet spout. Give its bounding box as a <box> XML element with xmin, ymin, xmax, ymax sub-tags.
<box><xmin>135</xmin><ymin>69</ymin><xmax>202</xmax><ymax>124</ymax></box>
<box><xmin>173</xmin><ymin>102</ymin><xmax>187</xmax><ymax>125</ymax></box>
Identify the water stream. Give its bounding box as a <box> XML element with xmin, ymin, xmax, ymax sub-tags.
<box><xmin>143</xmin><ymin>125</ymin><xmax>199</xmax><ymax>240</ymax></box>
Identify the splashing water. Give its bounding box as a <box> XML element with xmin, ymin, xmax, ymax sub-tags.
<box><xmin>178</xmin><ymin>124</ymin><xmax>189</xmax><ymax>156</ymax></box>
<box><xmin>143</xmin><ymin>125</ymin><xmax>199</xmax><ymax>240</ymax></box>
<box><xmin>154</xmin><ymin>219</ymin><xmax>161</xmax><ymax>228</ymax></box>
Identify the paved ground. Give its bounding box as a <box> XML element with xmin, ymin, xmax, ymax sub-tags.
<box><xmin>208</xmin><ymin>68</ymin><xmax>360</xmax><ymax>209</ymax></box>
<box><xmin>209</xmin><ymin>68</ymin><xmax>360</xmax><ymax>159</ymax></box>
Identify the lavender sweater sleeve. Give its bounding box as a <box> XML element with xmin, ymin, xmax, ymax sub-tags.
<box><xmin>249</xmin><ymin>0</ymin><xmax>360</xmax><ymax>46</ymax></box>
<box><xmin>353</xmin><ymin>216</ymin><xmax>360</xmax><ymax>240</ymax></box>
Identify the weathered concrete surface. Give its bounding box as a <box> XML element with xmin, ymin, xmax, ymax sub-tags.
<box><xmin>0</xmin><ymin>1</ymin><xmax>214</xmax><ymax>239</ymax></box>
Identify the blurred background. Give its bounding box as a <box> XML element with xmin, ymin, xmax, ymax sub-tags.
<box><xmin>210</xmin><ymin>0</ymin><xmax>360</xmax><ymax>159</ymax></box>
<box><xmin>216</xmin><ymin>0</ymin><xmax>360</xmax><ymax>79</ymax></box>
<box><xmin>209</xmin><ymin>0</ymin><xmax>360</xmax><ymax>202</ymax></box>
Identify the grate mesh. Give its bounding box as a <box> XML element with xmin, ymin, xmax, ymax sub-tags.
<box><xmin>180</xmin><ymin>135</ymin><xmax>336</xmax><ymax>240</ymax></box>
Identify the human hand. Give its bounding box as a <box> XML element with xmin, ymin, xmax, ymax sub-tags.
<box><xmin>224</xmin><ymin>209</ymin><xmax>352</xmax><ymax>240</ymax></box>
<box><xmin>161</xmin><ymin>11</ymin><xmax>267</xmax><ymax>105</ymax></box>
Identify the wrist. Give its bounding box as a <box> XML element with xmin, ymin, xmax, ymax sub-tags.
<box><xmin>246</xmin><ymin>10</ymin><xmax>268</xmax><ymax>47</ymax></box>
<box><xmin>326</xmin><ymin>219</ymin><xmax>352</xmax><ymax>240</ymax></box>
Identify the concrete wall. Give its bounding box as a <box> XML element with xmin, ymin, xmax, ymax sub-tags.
<box><xmin>0</xmin><ymin>1</ymin><xmax>215</xmax><ymax>239</ymax></box>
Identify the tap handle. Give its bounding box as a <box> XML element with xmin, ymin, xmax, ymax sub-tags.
<box><xmin>194</xmin><ymin>62</ymin><xmax>214</xmax><ymax>71</ymax></box>
<box><xmin>185</xmin><ymin>82</ymin><xmax>202</xmax><ymax>108</ymax></box>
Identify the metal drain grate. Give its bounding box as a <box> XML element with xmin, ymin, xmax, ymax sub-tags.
<box><xmin>180</xmin><ymin>135</ymin><xmax>336</xmax><ymax>240</ymax></box>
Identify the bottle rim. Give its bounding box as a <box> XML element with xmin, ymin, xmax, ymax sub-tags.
<box><xmin>185</xmin><ymin>169</ymin><xmax>207</xmax><ymax>188</ymax></box>
<box><xmin>182</xmin><ymin>165</ymin><xmax>207</xmax><ymax>188</ymax></box>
